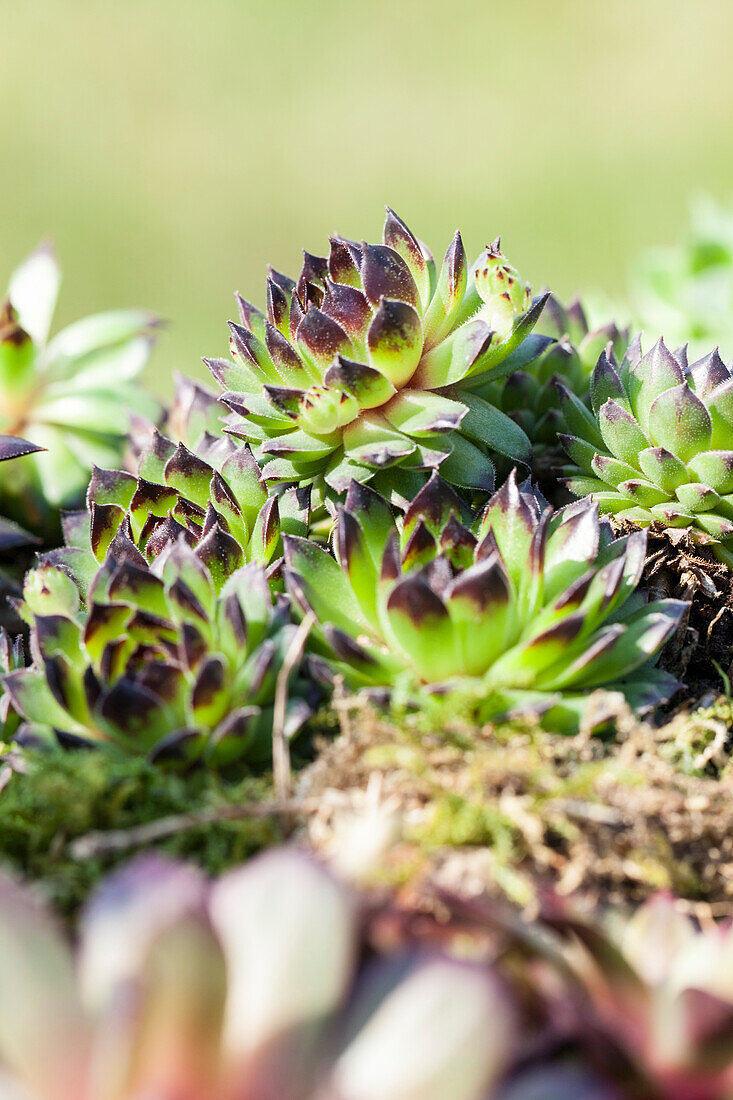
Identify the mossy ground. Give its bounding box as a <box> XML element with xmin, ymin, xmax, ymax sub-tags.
<box><xmin>298</xmin><ymin>692</ymin><xmax>733</xmax><ymax>918</ymax></box>
<box><xmin>0</xmin><ymin>748</ymin><xmax>282</xmax><ymax>918</ymax></box>
<box><xmin>1</xmin><ymin>680</ymin><xmax>731</xmax><ymax>921</ymax></box>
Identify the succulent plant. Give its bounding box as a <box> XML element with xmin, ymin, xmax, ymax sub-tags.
<box><xmin>558</xmin><ymin>337</ymin><xmax>733</xmax><ymax>566</ymax></box>
<box><xmin>536</xmin><ymin>294</ymin><xmax>629</xmax><ymax>367</ymax></box>
<box><xmin>482</xmin><ymin>295</ymin><xmax>629</xmax><ymax>459</ymax></box>
<box><xmin>283</xmin><ymin>471</ymin><xmax>684</xmax><ymax>729</ymax></box>
<box><xmin>208</xmin><ymin>210</ymin><xmax>549</xmax><ymax>510</ymax></box>
<box><xmin>82</xmin><ymin>421</ymin><xmax>308</xmax><ymax>581</ymax></box>
<box><xmin>546</xmin><ymin>892</ymin><xmax>733</xmax><ymax>1099</ymax></box>
<box><xmin>0</xmin><ymin>244</ymin><xmax>160</xmax><ymax>538</ymax></box>
<box><xmin>632</xmin><ymin>196</ymin><xmax>733</xmax><ymax>359</ymax></box>
<box><xmin>0</xmin><ymin>849</ymin><xmax>513</xmax><ymax>1100</ymax></box>
<box><xmin>4</xmin><ymin>535</ymin><xmax>320</xmax><ymax>766</ymax></box>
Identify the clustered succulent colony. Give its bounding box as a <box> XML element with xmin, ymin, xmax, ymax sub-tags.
<box><xmin>7</xmin><ymin>549</ymin><xmax>321</xmax><ymax>765</ymax></box>
<box><xmin>0</xmin><ymin>210</ymin><xmax>732</xmax><ymax>1095</ymax></box>
<box><xmin>0</xmin><ymin>212</ymin><xmax>693</xmax><ymax>760</ymax></box>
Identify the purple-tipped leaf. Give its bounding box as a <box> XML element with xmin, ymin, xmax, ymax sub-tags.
<box><xmin>360</xmin><ymin>242</ymin><xmax>419</xmax><ymax>310</ymax></box>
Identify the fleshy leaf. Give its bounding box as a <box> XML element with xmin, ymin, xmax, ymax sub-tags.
<box><xmin>422</xmin><ymin>231</ymin><xmax>467</xmax><ymax>348</ymax></box>
<box><xmin>284</xmin><ymin>535</ymin><xmax>371</xmax><ymax>633</ymax></box>
<box><xmin>360</xmin><ymin>243</ymin><xmax>419</xmax><ymax>310</ymax></box>
<box><xmin>366</xmin><ymin>299</ymin><xmax>423</xmax><ymax>387</ymax></box>
<box><xmin>598</xmin><ymin>400</ymin><xmax>649</xmax><ymax>466</ymax></box>
<box><xmin>636</xmin><ymin>447</ymin><xmax>688</xmax><ymax>493</ymax></box>
<box><xmin>210</xmin><ymin>850</ymin><xmax>355</xmax><ymax>1061</ymax></box>
<box><xmin>324</xmin><ymin>357</ymin><xmax>396</xmax><ymax>410</ymax></box>
<box><xmin>383</xmin><ymin>208</ymin><xmax>431</xmax><ymax>312</ymax></box>
<box><xmin>383</xmin><ymin>390</ymin><xmax>466</xmax><ymax>437</ymax></box>
<box><xmin>626</xmin><ymin>338</ymin><xmax>685</xmax><ymax>435</ymax></box>
<box><xmin>386</xmin><ymin>576</ymin><xmax>459</xmax><ymax>682</ymax></box>
<box><xmin>296</xmin><ymin>309</ymin><xmax>353</xmax><ymax>375</ymax></box>
<box><xmin>647</xmin><ymin>383</ymin><xmax>712</xmax><ymax>463</ymax></box>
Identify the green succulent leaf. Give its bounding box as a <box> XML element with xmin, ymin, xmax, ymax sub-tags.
<box><xmin>647</xmin><ymin>383</ymin><xmax>711</xmax><ymax>463</ymax></box>
<box><xmin>686</xmin><ymin>450</ymin><xmax>733</xmax><ymax>493</ymax></box>
<box><xmin>458</xmin><ymin>392</ymin><xmax>531</xmax><ymax>463</ymax></box>
<box><xmin>284</xmin><ymin>535</ymin><xmax>371</xmax><ymax>634</ymax></box>
<box><xmin>383</xmin><ymin>207</ymin><xmax>431</xmax><ymax>311</ymax></box>
<box><xmin>383</xmin><ymin>390</ymin><xmax>466</xmax><ymax>437</ymax></box>
<box><xmin>385</xmin><ymin>576</ymin><xmax>460</xmax><ymax>682</ymax></box>
<box><xmin>598</xmin><ymin>400</ymin><xmax>649</xmax><ymax>466</ymax></box>
<box><xmin>636</xmin><ymin>447</ymin><xmax>688</xmax><ymax>492</ymax></box>
<box><xmin>626</xmin><ymin>338</ymin><xmax>685</xmax><ymax>434</ymax></box>
<box><xmin>323</xmin><ymin>358</ymin><xmax>396</xmax><ymax>410</ymax></box>
<box><xmin>590</xmin><ymin>349</ymin><xmax>630</xmax><ymax>416</ymax></box>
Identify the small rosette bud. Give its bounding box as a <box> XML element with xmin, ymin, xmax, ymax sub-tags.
<box><xmin>473</xmin><ymin>238</ymin><xmax>532</xmax><ymax>339</ymax></box>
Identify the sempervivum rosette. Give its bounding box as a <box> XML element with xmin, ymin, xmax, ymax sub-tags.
<box><xmin>558</xmin><ymin>337</ymin><xmax>733</xmax><ymax>566</ymax></box>
<box><xmin>207</xmin><ymin>209</ymin><xmax>548</xmax><ymax>507</ymax></box>
<box><xmin>0</xmin><ymin>850</ymin><xmax>514</xmax><ymax>1100</ymax></box>
<box><xmin>0</xmin><ymin>245</ymin><xmax>160</xmax><ymax>538</ymax></box>
<box><xmin>283</xmin><ymin>472</ymin><xmax>684</xmax><ymax>729</ymax></box>
<box><xmin>80</xmin><ymin>423</ymin><xmax>308</xmax><ymax>582</ymax></box>
<box><xmin>5</xmin><ymin>540</ymin><xmax>321</xmax><ymax>766</ymax></box>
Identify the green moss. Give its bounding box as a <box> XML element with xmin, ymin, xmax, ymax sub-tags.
<box><xmin>0</xmin><ymin>748</ymin><xmax>282</xmax><ymax>918</ymax></box>
<box><xmin>420</xmin><ymin>792</ymin><xmax>518</xmax><ymax>859</ymax></box>
<box><xmin>659</xmin><ymin>695</ymin><xmax>733</xmax><ymax>777</ymax></box>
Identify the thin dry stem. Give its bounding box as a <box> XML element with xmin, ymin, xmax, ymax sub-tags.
<box><xmin>67</xmin><ymin>798</ymin><xmax>320</xmax><ymax>860</ymax></box>
<box><xmin>272</xmin><ymin>611</ymin><xmax>315</xmax><ymax>801</ymax></box>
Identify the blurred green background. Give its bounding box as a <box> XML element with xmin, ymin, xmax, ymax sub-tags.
<box><xmin>3</xmin><ymin>0</ymin><xmax>733</xmax><ymax>397</ymax></box>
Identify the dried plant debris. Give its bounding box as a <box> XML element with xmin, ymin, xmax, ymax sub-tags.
<box><xmin>633</xmin><ymin>520</ymin><xmax>733</xmax><ymax>697</ymax></box>
<box><xmin>298</xmin><ymin>695</ymin><xmax>733</xmax><ymax>915</ymax></box>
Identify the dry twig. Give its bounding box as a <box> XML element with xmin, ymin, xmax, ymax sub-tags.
<box><xmin>272</xmin><ymin>611</ymin><xmax>315</xmax><ymax>802</ymax></box>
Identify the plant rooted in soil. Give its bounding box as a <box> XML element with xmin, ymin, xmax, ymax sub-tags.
<box><xmin>284</xmin><ymin>472</ymin><xmax>685</xmax><ymax>729</ymax></box>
